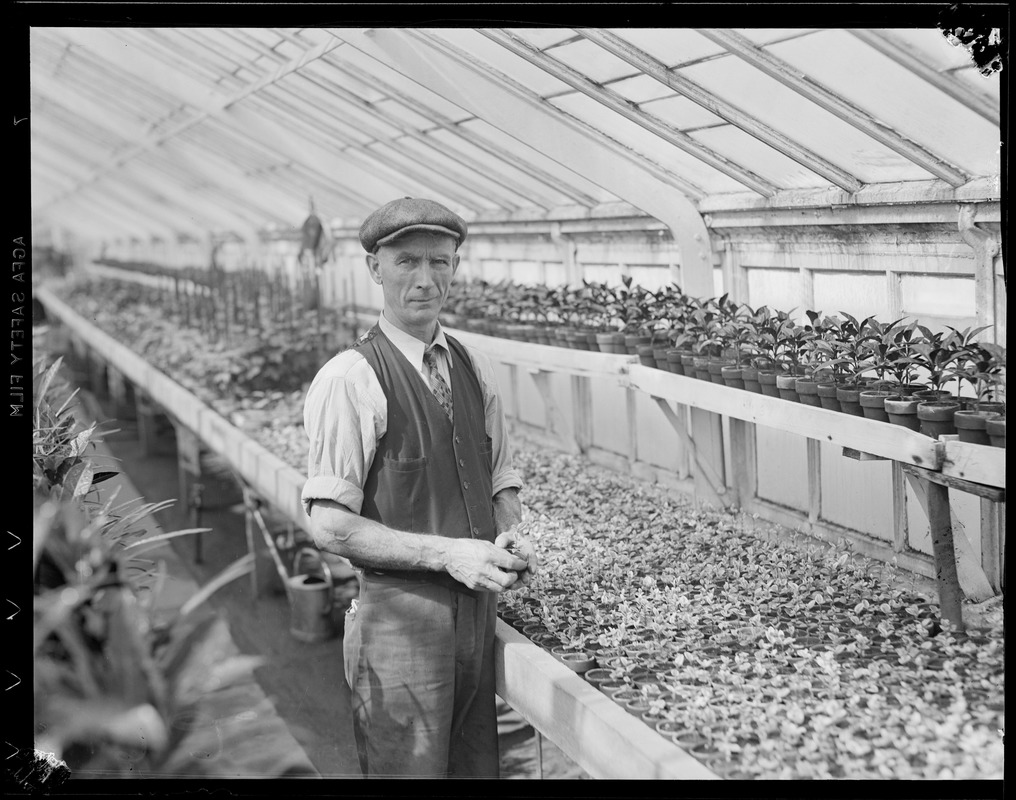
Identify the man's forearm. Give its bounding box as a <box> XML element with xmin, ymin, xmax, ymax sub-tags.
<box><xmin>492</xmin><ymin>487</ymin><xmax>522</xmax><ymax>535</ymax></box>
<box><xmin>309</xmin><ymin>500</ymin><xmax>451</xmax><ymax>572</ymax></box>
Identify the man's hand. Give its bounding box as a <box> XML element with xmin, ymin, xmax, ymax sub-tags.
<box><xmin>443</xmin><ymin>538</ymin><xmax>530</xmax><ymax>593</ymax></box>
<box><xmin>494</xmin><ymin>527</ymin><xmax>538</xmax><ymax>591</ymax></box>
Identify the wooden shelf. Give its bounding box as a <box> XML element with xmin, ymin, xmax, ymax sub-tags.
<box><xmin>40</xmin><ymin>288</ymin><xmax>720</xmax><ymax>777</ymax></box>
<box><xmin>495</xmin><ymin>621</ymin><xmax>717</xmax><ymax>780</ymax></box>
<box><xmin>449</xmin><ymin>328</ymin><xmax>634</xmax><ymax>381</ymax></box>
<box><xmin>38</xmin><ymin>286</ymin><xmax>313</xmax><ymax>535</ymax></box>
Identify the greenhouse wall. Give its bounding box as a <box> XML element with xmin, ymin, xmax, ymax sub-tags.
<box><xmin>79</xmin><ymin>207</ymin><xmax>1004</xmax><ymax>583</ymax></box>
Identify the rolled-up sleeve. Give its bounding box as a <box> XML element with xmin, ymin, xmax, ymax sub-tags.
<box><xmin>301</xmin><ymin>353</ymin><xmax>385</xmax><ymax>517</ymax></box>
<box><xmin>464</xmin><ymin>348</ymin><xmax>524</xmax><ymax>497</ymax></box>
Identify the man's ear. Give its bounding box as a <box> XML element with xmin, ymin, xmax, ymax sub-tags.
<box><xmin>366</xmin><ymin>252</ymin><xmax>382</xmax><ymax>285</ymax></box>
<box><xmin>451</xmin><ymin>252</ymin><xmax>461</xmax><ymax>277</ymax></box>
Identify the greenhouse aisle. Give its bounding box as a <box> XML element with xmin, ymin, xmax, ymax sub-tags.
<box><xmin>80</xmin><ymin>385</ymin><xmax>587</xmax><ymax>780</ymax></box>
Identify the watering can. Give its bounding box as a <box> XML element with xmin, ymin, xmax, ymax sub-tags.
<box><xmin>287</xmin><ymin>547</ymin><xmax>336</xmax><ymax>643</ymax></box>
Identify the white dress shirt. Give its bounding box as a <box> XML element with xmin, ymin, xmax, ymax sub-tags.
<box><xmin>301</xmin><ymin>311</ymin><xmax>524</xmax><ymax>517</ymax></box>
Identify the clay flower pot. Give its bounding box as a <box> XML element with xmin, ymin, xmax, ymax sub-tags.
<box><xmin>917</xmin><ymin>400</ymin><xmax>960</xmax><ymax>439</ymax></box>
<box><xmin>816</xmin><ymin>382</ymin><xmax>841</xmax><ymax>412</ymax></box>
<box><xmin>721</xmin><ymin>365</ymin><xmax>745</xmax><ymax>390</ymax></box>
<box><xmin>652</xmin><ymin>346</ymin><xmax>672</xmax><ymax>370</ymax></box>
<box><xmin>974</xmin><ymin>401</ymin><xmax>1005</xmax><ymax>416</ymax></box>
<box><xmin>859</xmin><ymin>390</ymin><xmax>899</xmax><ymax>423</ymax></box>
<box><xmin>835</xmin><ymin>384</ymin><xmax>866</xmax><ymax>416</ymax></box>
<box><xmin>775</xmin><ymin>373</ymin><xmax>801</xmax><ymax>403</ymax></box>
<box><xmin>692</xmin><ymin>357</ymin><xmax>712</xmax><ymax>382</ymax></box>
<box><xmin>912</xmin><ymin>388</ymin><xmax>954</xmax><ymax>403</ymax></box>
<box><xmin>757</xmin><ymin>369</ymin><xmax>780</xmax><ymax>397</ymax></box>
<box><xmin>953</xmin><ymin>409</ymin><xmax>1001</xmax><ymax>446</ymax></box>
<box><xmin>582</xmin><ymin>668</ymin><xmax>615</xmax><ymax>689</ymax></box>
<box><xmin>741</xmin><ymin>365</ymin><xmax>761</xmax><ymax>394</ymax></box>
<box><xmin>985</xmin><ymin>416</ymin><xmax>1005</xmax><ymax>448</ymax></box>
<box><xmin>636</xmin><ymin>344</ymin><xmax>656</xmax><ymax>367</ymax></box>
<box><xmin>884</xmin><ymin>397</ymin><xmax>922</xmax><ymax>431</ymax></box>
<box><xmin>595</xmin><ymin>331</ymin><xmax>626</xmax><ymax>354</ymax></box>
<box><xmin>707</xmin><ymin>360</ymin><xmax>730</xmax><ymax>385</ymax></box>
<box><xmin>624</xmin><ymin>333</ymin><xmax>652</xmax><ymax>354</ymax></box>
<box><xmin>550</xmin><ymin>645</ymin><xmax>597</xmax><ymax>673</ymax></box>
<box><xmin>795</xmin><ymin>376</ymin><xmax>823</xmax><ymax>407</ymax></box>
<box><xmin>666</xmin><ymin>349</ymin><xmax>690</xmax><ymax>375</ymax></box>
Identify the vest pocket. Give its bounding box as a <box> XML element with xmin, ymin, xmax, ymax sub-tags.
<box><xmin>381</xmin><ymin>455</ymin><xmax>428</xmax><ymax>472</ymax></box>
<box><xmin>376</xmin><ymin>457</ymin><xmax>428</xmax><ymax>530</ymax></box>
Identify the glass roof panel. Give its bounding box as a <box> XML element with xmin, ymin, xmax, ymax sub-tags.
<box><xmin>547</xmin><ymin>38</ymin><xmax>642</xmax><ymax>84</ymax></box>
<box><xmin>770</xmin><ymin>29</ymin><xmax>1000</xmax><ymax>178</ymax></box>
<box><xmin>733</xmin><ymin>29</ymin><xmax>820</xmax><ymax>46</ymax></box>
<box><xmin>396</xmin><ymin>136</ymin><xmax>542</xmax><ymax>209</ymax></box>
<box><xmin>504</xmin><ymin>28</ymin><xmax>580</xmax><ymax>50</ymax></box>
<box><xmin>639</xmin><ymin>95</ymin><xmax>727</xmax><ymax>130</ymax></box>
<box><xmin>322</xmin><ymin>46</ymin><xmax>477</xmax><ymax>124</ymax></box>
<box><xmin>370</xmin><ymin>98</ymin><xmax>442</xmax><ymax>134</ymax></box>
<box><xmin>364</xmin><ymin>142</ymin><xmax>503</xmax><ymax>214</ymax></box>
<box><xmin>677</xmin><ymin>53</ymin><xmax>934</xmax><ymax>184</ymax></box>
<box><xmin>458</xmin><ymin>119</ymin><xmax>619</xmax><ymax>203</ymax></box>
<box><xmin>549</xmin><ymin>93</ymin><xmax>746</xmax><ymax>194</ymax></box>
<box><xmin>427</xmin><ymin>29</ymin><xmax>575</xmax><ymax>97</ymax></box>
<box><xmin>609</xmin><ymin>73</ymin><xmax>678</xmax><ymax>104</ymax></box>
<box><xmin>608</xmin><ymin>28</ymin><xmax>725</xmax><ymax>69</ymax></box>
<box><xmin>422</xmin><ymin>128</ymin><xmax>587</xmax><ymax>208</ymax></box>
<box><xmin>302</xmin><ymin>57</ymin><xmax>388</xmax><ymax>104</ymax></box>
<box><xmin>690</xmin><ymin>126</ymin><xmax>830</xmax><ymax>189</ymax></box>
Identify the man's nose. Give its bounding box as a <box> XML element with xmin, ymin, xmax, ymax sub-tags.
<box><xmin>415</xmin><ymin>262</ymin><xmax>438</xmax><ymax>288</ymax></box>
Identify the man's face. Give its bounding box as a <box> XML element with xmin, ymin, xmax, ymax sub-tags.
<box><xmin>366</xmin><ymin>230</ymin><xmax>459</xmax><ymax>338</ymax></box>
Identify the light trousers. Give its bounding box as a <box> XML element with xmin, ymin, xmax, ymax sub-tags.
<box><xmin>343</xmin><ymin>575</ymin><xmax>499</xmax><ymax>778</ymax></box>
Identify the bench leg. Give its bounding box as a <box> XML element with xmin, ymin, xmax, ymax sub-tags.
<box><xmin>927</xmin><ymin>481</ymin><xmax>964</xmax><ymax>633</ymax></box>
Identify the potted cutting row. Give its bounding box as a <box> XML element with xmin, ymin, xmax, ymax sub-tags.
<box><xmin>440</xmin><ymin>279</ymin><xmax>1005</xmax><ymax>448</ymax></box>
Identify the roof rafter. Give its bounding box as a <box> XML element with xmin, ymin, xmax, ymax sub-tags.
<box><xmin>294</xmin><ymin>64</ymin><xmax>559</xmax><ymax>211</ymax></box>
<box><xmin>696</xmin><ymin>28</ymin><xmax>970</xmax><ymax>187</ymax></box>
<box><xmin>320</xmin><ymin>51</ymin><xmax>601</xmax><ymax>207</ymax></box>
<box><xmin>479</xmin><ymin>28</ymin><xmax>780</xmax><ymax>197</ymax></box>
<box><xmin>43</xmin><ymin>27</ymin><xmax>345</xmax><ymax>229</ymax></box>
<box><xmin>576</xmin><ymin>28</ymin><xmax>864</xmax><ymax>193</ymax></box>
<box><xmin>285</xmin><ymin>68</ymin><xmax>528</xmax><ymax>211</ymax></box>
<box><xmin>336</xmin><ymin>28</ymin><xmax>717</xmax><ymax>296</ymax></box>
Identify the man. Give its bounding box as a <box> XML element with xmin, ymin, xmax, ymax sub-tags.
<box><xmin>301</xmin><ymin>197</ymin><xmax>538</xmax><ymax>779</ymax></box>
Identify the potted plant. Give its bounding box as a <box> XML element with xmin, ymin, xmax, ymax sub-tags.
<box><xmin>951</xmin><ymin>340</ymin><xmax>1005</xmax><ymax>445</ymax></box>
<box><xmin>715</xmin><ymin>297</ymin><xmax>756</xmax><ymax>389</ymax></box>
<box><xmin>913</xmin><ymin>325</ymin><xmax>988</xmax><ymax>437</ymax></box>
<box><xmin>773</xmin><ymin>317</ymin><xmax>814</xmax><ymax>402</ymax></box>
<box><xmin>752</xmin><ymin>306</ymin><xmax>792</xmax><ymax>397</ymax></box>
<box><xmin>796</xmin><ymin>311</ymin><xmax>839</xmax><ymax>408</ymax></box>
<box><xmin>854</xmin><ymin>318</ymin><xmax>912</xmax><ymax>422</ymax></box>
<box><xmin>824</xmin><ymin>313</ymin><xmax>879</xmax><ymax>416</ymax></box>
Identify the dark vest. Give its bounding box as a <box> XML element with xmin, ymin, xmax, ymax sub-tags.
<box><xmin>353</xmin><ymin>325</ymin><xmax>496</xmax><ymax>595</ymax></box>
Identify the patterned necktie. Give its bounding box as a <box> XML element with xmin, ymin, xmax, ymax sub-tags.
<box><xmin>423</xmin><ymin>346</ymin><xmax>454</xmax><ymax>422</ymax></box>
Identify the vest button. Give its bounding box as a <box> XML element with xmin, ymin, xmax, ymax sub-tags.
<box><xmin>462</xmin><ymin>481</ymin><xmax>470</xmax><ymax>489</ymax></box>
<box><xmin>472</xmin><ymin>526</ymin><xmax>480</xmax><ymax>536</ymax></box>
<box><xmin>458</xmin><ymin>458</ymin><xmax>466</xmax><ymax>467</ymax></box>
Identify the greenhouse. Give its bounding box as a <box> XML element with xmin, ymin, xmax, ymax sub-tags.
<box><xmin>25</xmin><ymin>13</ymin><xmax>1004</xmax><ymax>786</ymax></box>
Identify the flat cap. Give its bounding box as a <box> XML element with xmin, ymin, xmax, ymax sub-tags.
<box><xmin>359</xmin><ymin>197</ymin><xmax>468</xmax><ymax>252</ymax></box>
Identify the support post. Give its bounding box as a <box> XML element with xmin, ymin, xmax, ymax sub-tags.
<box><xmin>926</xmin><ymin>480</ymin><xmax>964</xmax><ymax>632</ymax></box>
<box><xmin>728</xmin><ymin>417</ymin><xmax>756</xmax><ymax>509</ymax></box>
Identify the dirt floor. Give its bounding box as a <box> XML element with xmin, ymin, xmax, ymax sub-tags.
<box><xmin>84</xmin><ymin>386</ymin><xmax>588</xmax><ymax>780</ymax></box>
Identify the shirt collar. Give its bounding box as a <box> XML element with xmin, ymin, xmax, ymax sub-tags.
<box><xmin>378</xmin><ymin>311</ymin><xmax>450</xmax><ymax>370</ymax></box>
